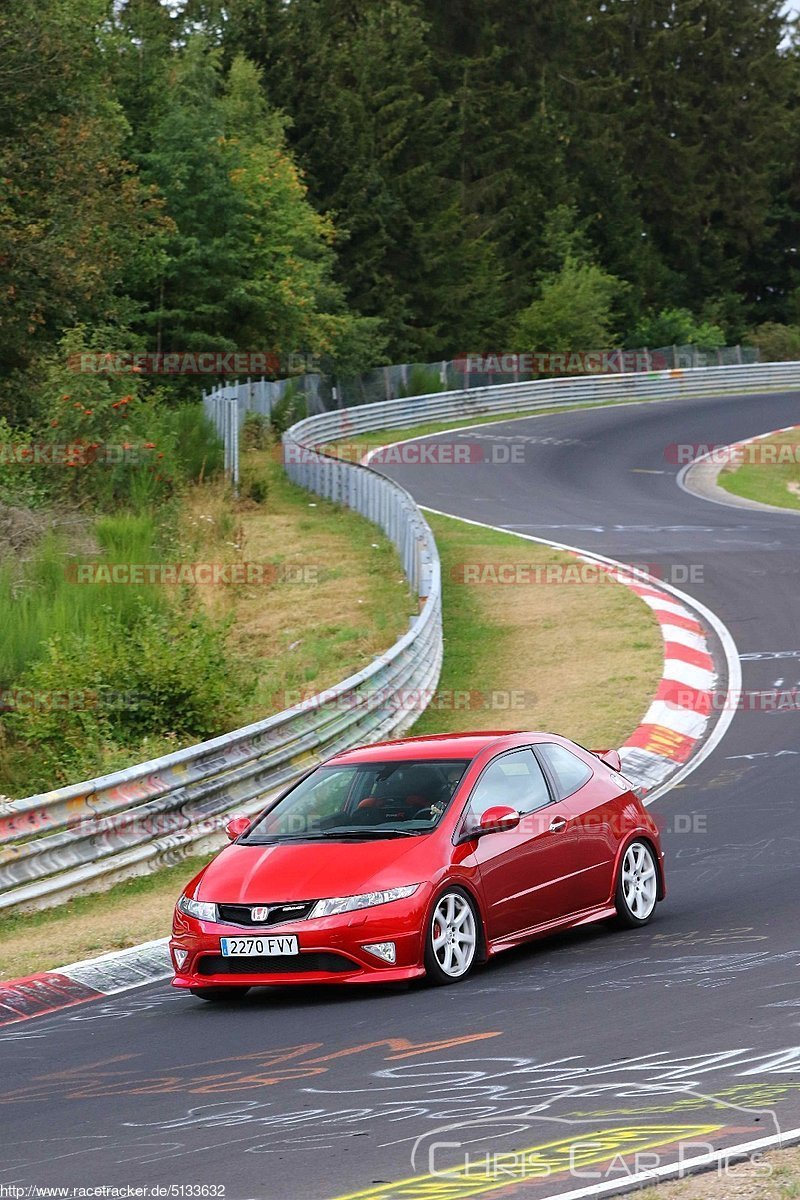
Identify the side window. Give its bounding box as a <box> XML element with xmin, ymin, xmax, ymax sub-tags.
<box><xmin>537</xmin><ymin>744</ymin><xmax>592</xmax><ymax>799</ymax></box>
<box><xmin>465</xmin><ymin>749</ymin><xmax>551</xmax><ymax>825</ymax></box>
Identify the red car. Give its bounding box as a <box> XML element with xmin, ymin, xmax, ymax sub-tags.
<box><xmin>171</xmin><ymin>731</ymin><xmax>665</xmax><ymax>998</ymax></box>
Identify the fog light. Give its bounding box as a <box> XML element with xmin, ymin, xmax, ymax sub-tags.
<box><xmin>363</xmin><ymin>941</ymin><xmax>396</xmax><ymax>964</ymax></box>
<box><xmin>173</xmin><ymin>948</ymin><xmax>188</xmax><ymax>969</ymax></box>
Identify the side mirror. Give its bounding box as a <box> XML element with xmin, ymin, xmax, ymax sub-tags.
<box><xmin>597</xmin><ymin>749</ymin><xmax>622</xmax><ymax>772</ymax></box>
<box><xmin>225</xmin><ymin>815</ymin><xmax>251</xmax><ymax>842</ymax></box>
<box><xmin>479</xmin><ymin>805</ymin><xmax>521</xmax><ymax>835</ymax></box>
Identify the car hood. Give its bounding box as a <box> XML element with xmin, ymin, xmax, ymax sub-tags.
<box><xmin>196</xmin><ymin>836</ymin><xmax>436</xmax><ymax>903</ymax></box>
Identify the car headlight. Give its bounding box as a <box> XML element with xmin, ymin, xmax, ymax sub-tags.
<box><xmin>309</xmin><ymin>884</ymin><xmax>420</xmax><ymax>919</ymax></box>
<box><xmin>177</xmin><ymin>894</ymin><xmax>219</xmax><ymax>922</ymax></box>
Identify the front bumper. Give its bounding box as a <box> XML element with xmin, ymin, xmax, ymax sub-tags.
<box><xmin>170</xmin><ymin>896</ymin><xmax>428</xmax><ymax>988</ymax></box>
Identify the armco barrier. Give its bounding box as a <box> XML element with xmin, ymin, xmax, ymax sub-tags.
<box><xmin>2</xmin><ymin>361</ymin><xmax>799</xmax><ymax>913</ymax></box>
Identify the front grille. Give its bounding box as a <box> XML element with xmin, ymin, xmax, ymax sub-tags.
<box><xmin>198</xmin><ymin>953</ymin><xmax>354</xmax><ymax>977</ymax></box>
<box><xmin>217</xmin><ymin>901</ymin><xmax>315</xmax><ymax>927</ymax></box>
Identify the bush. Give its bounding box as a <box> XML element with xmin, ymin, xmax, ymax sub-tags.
<box><xmin>627</xmin><ymin>308</ymin><xmax>725</xmax><ymax>351</ymax></box>
<box><xmin>511</xmin><ymin>260</ymin><xmax>626</xmax><ymax>352</ymax></box>
<box><xmin>0</xmin><ymin>523</ymin><xmax>168</xmax><ymax>685</ymax></box>
<box><xmin>242</xmin><ymin>411</ymin><xmax>271</xmax><ymax>450</ymax></box>
<box><xmin>23</xmin><ymin>330</ymin><xmax>224</xmax><ymax>510</ymax></box>
<box><xmin>240</xmin><ymin>462</ymin><xmax>269</xmax><ymax>504</ymax></box>
<box><xmin>2</xmin><ymin>601</ymin><xmax>253</xmax><ymax>787</ymax></box>
<box><xmin>746</xmin><ymin>322</ymin><xmax>800</xmax><ymax>362</ymax></box>
<box><xmin>166</xmin><ymin>403</ymin><xmax>225</xmax><ymax>483</ymax></box>
<box><xmin>270</xmin><ymin>382</ymin><xmax>307</xmax><ymax>435</ymax></box>
<box><xmin>397</xmin><ymin>366</ymin><xmax>446</xmax><ymax>398</ymax></box>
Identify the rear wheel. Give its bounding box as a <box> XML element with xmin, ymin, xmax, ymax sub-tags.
<box><xmin>424</xmin><ymin>887</ymin><xmax>480</xmax><ymax>985</ymax></box>
<box><xmin>615</xmin><ymin>840</ymin><xmax>658</xmax><ymax>926</ymax></box>
<box><xmin>189</xmin><ymin>986</ymin><xmax>251</xmax><ymax>1001</ymax></box>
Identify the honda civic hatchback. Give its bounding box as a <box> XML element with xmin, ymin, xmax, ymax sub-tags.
<box><xmin>170</xmin><ymin>730</ymin><xmax>665</xmax><ymax>998</ymax></box>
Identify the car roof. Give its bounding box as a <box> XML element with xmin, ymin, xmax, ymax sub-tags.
<box><xmin>328</xmin><ymin>731</ymin><xmax>562</xmax><ymax>765</ymax></box>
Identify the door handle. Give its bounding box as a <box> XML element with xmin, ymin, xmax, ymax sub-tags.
<box><xmin>549</xmin><ymin>817</ymin><xmax>568</xmax><ymax>833</ymax></box>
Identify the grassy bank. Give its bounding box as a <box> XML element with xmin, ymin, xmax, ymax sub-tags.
<box><xmin>717</xmin><ymin>426</ymin><xmax>800</xmax><ymax>511</ymax></box>
<box><xmin>0</xmin><ymin>443</ymin><xmax>412</xmax><ymax>795</ymax></box>
<box><xmin>413</xmin><ymin>512</ymin><xmax>662</xmax><ymax>747</ymax></box>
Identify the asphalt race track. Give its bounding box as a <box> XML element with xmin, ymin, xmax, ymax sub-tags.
<box><xmin>3</xmin><ymin>390</ymin><xmax>800</xmax><ymax>1200</ymax></box>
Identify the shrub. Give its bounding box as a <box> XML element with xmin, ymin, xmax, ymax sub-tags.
<box><xmin>25</xmin><ymin>330</ymin><xmax>223</xmax><ymax>509</ymax></box>
<box><xmin>627</xmin><ymin>308</ymin><xmax>725</xmax><ymax>351</ymax></box>
<box><xmin>2</xmin><ymin>601</ymin><xmax>253</xmax><ymax>787</ymax></box>
<box><xmin>240</xmin><ymin>462</ymin><xmax>269</xmax><ymax>504</ymax></box>
<box><xmin>511</xmin><ymin>260</ymin><xmax>626</xmax><ymax>352</ymax></box>
<box><xmin>0</xmin><ymin>523</ymin><xmax>169</xmax><ymax>686</ymax></box>
<box><xmin>746</xmin><ymin>322</ymin><xmax>800</xmax><ymax>362</ymax></box>
<box><xmin>270</xmin><ymin>382</ymin><xmax>307</xmax><ymax>435</ymax></box>
<box><xmin>397</xmin><ymin>366</ymin><xmax>446</xmax><ymax>398</ymax></box>
<box><xmin>242</xmin><ymin>410</ymin><xmax>271</xmax><ymax>450</ymax></box>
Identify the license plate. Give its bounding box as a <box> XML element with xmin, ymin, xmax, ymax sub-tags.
<box><xmin>220</xmin><ymin>935</ymin><xmax>298</xmax><ymax>957</ymax></box>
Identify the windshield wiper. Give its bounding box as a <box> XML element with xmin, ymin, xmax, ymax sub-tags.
<box><xmin>243</xmin><ymin>828</ymin><xmax>419</xmax><ymax>844</ymax></box>
<box><xmin>318</xmin><ymin>827</ymin><xmax>419</xmax><ymax>838</ymax></box>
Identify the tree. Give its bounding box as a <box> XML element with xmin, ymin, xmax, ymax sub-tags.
<box><xmin>0</xmin><ymin>0</ymin><xmax>166</xmax><ymax>421</ymax></box>
<box><xmin>579</xmin><ymin>0</ymin><xmax>793</xmax><ymax>320</ymax></box>
<box><xmin>628</xmin><ymin>308</ymin><xmax>725</xmax><ymax>350</ymax></box>
<box><xmin>249</xmin><ymin>0</ymin><xmax>503</xmax><ymax>359</ymax></box>
<box><xmin>512</xmin><ymin>259</ymin><xmax>626</xmax><ymax>352</ymax></box>
<box><xmin>135</xmin><ymin>40</ymin><xmax>377</xmax><ymax>368</ymax></box>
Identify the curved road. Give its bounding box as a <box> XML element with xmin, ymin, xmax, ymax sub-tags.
<box><xmin>3</xmin><ymin>390</ymin><xmax>800</xmax><ymax>1199</ymax></box>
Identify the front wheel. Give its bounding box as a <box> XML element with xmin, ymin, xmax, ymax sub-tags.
<box><xmin>615</xmin><ymin>840</ymin><xmax>659</xmax><ymax>926</ymax></box>
<box><xmin>424</xmin><ymin>887</ymin><xmax>480</xmax><ymax>985</ymax></box>
<box><xmin>189</xmin><ymin>986</ymin><xmax>251</xmax><ymax>1001</ymax></box>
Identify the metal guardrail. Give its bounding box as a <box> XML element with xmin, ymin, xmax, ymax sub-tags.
<box><xmin>3</xmin><ymin>361</ymin><xmax>799</xmax><ymax>912</ymax></box>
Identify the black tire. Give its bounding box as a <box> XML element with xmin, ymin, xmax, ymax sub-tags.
<box><xmin>189</xmin><ymin>986</ymin><xmax>251</xmax><ymax>1001</ymax></box>
<box><xmin>615</xmin><ymin>839</ymin><xmax>659</xmax><ymax>927</ymax></box>
<box><xmin>423</xmin><ymin>886</ymin><xmax>481</xmax><ymax>986</ymax></box>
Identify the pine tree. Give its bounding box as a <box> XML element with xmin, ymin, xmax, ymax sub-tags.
<box><xmin>249</xmin><ymin>0</ymin><xmax>502</xmax><ymax>359</ymax></box>
<box><xmin>581</xmin><ymin>0</ymin><xmax>793</xmax><ymax>322</ymax></box>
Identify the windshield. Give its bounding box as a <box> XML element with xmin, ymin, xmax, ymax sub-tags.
<box><xmin>242</xmin><ymin>759</ymin><xmax>470</xmax><ymax>843</ymax></box>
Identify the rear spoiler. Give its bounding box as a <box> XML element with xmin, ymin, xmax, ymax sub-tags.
<box><xmin>592</xmin><ymin>748</ymin><xmax>622</xmax><ymax>772</ymax></box>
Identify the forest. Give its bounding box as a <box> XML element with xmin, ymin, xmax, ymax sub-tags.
<box><xmin>2</xmin><ymin>0</ymin><xmax>800</xmax><ymax>430</ymax></box>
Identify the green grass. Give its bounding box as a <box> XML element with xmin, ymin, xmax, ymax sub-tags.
<box><xmin>718</xmin><ymin>428</ymin><xmax>800</xmax><ymax>510</ymax></box>
<box><xmin>0</xmin><ymin>515</ymin><xmax>169</xmax><ymax>684</ymax></box>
